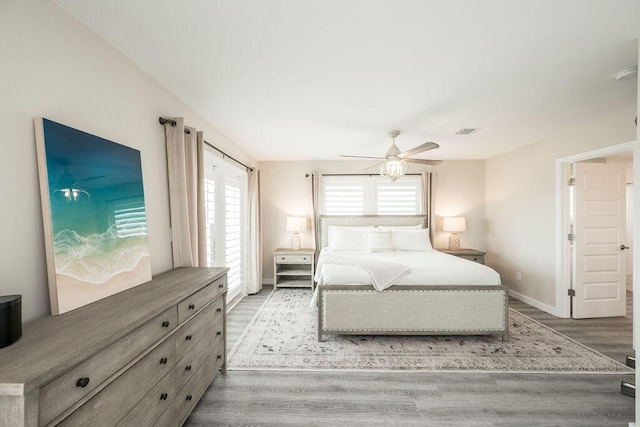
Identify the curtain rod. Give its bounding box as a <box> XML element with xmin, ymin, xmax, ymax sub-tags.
<box><xmin>315</xmin><ymin>173</ymin><xmax>423</xmax><ymax>177</ymax></box>
<box><xmin>159</xmin><ymin>117</ymin><xmax>254</xmax><ymax>172</ymax></box>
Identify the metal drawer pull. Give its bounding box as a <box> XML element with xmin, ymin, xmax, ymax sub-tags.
<box><xmin>76</xmin><ymin>377</ymin><xmax>90</xmax><ymax>388</ymax></box>
<box><xmin>188</xmin><ymin>303</ymin><xmax>195</xmax><ymax>310</ymax></box>
<box><xmin>216</xmin><ymin>307</ymin><xmax>222</xmax><ymax>312</ymax></box>
<box><xmin>218</xmin><ymin>283</ymin><xmax>224</xmax><ymax>288</ymax></box>
<box><xmin>185</xmin><ymin>365</ymin><xmax>192</xmax><ymax>371</ymax></box>
<box><xmin>160</xmin><ymin>393</ymin><xmax>168</xmax><ymax>400</ymax></box>
<box><xmin>186</xmin><ymin>394</ymin><xmax>193</xmax><ymax>401</ymax></box>
<box><xmin>160</xmin><ymin>357</ymin><xmax>168</xmax><ymax>365</ymax></box>
<box><xmin>161</xmin><ymin>320</ymin><xmax>170</xmax><ymax>328</ymax></box>
<box><xmin>216</xmin><ymin>331</ymin><xmax>222</xmax><ymax>336</ymax></box>
<box><xmin>185</xmin><ymin>335</ymin><xmax>192</xmax><ymax>341</ymax></box>
<box><xmin>217</xmin><ymin>354</ymin><xmax>222</xmax><ymax>359</ymax></box>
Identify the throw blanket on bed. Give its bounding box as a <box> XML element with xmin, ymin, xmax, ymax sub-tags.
<box><xmin>317</xmin><ymin>255</ymin><xmax>411</xmax><ymax>291</ymax></box>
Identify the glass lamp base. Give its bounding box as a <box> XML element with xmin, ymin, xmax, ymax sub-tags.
<box><xmin>291</xmin><ymin>233</ymin><xmax>301</xmax><ymax>251</ymax></box>
<box><xmin>448</xmin><ymin>233</ymin><xmax>460</xmax><ymax>250</ymax></box>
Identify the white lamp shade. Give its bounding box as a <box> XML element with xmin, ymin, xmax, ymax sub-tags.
<box><xmin>286</xmin><ymin>216</ymin><xmax>307</xmax><ymax>232</ymax></box>
<box><xmin>443</xmin><ymin>217</ymin><xmax>466</xmax><ymax>232</ymax></box>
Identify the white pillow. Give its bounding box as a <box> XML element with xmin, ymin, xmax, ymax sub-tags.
<box><xmin>367</xmin><ymin>230</ymin><xmax>393</xmax><ymax>252</ymax></box>
<box><xmin>377</xmin><ymin>224</ymin><xmax>424</xmax><ymax>230</ymax></box>
<box><xmin>392</xmin><ymin>228</ymin><xmax>433</xmax><ymax>251</ymax></box>
<box><xmin>327</xmin><ymin>226</ymin><xmax>372</xmax><ymax>251</ymax></box>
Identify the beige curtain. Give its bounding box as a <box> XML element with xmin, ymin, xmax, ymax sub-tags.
<box><xmin>422</xmin><ymin>171</ymin><xmax>436</xmax><ymax>244</ymax></box>
<box><xmin>163</xmin><ymin>117</ymin><xmax>206</xmax><ymax>267</ymax></box>
<box><xmin>311</xmin><ymin>172</ymin><xmax>323</xmax><ymax>251</ymax></box>
<box><xmin>246</xmin><ymin>169</ymin><xmax>262</xmax><ymax>294</ymax></box>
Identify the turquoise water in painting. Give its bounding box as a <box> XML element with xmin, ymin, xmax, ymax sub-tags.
<box><xmin>42</xmin><ymin>118</ymin><xmax>150</xmax><ymax>285</ymax></box>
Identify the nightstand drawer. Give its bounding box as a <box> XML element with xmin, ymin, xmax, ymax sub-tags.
<box><xmin>458</xmin><ymin>255</ymin><xmax>485</xmax><ymax>264</ymax></box>
<box><xmin>277</xmin><ymin>254</ymin><xmax>312</xmax><ymax>263</ymax></box>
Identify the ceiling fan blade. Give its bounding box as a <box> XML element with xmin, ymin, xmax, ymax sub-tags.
<box><xmin>340</xmin><ymin>155</ymin><xmax>387</xmax><ymax>160</ymax></box>
<box><xmin>404</xmin><ymin>158</ymin><xmax>443</xmax><ymax>166</ymax></box>
<box><xmin>397</xmin><ymin>142</ymin><xmax>439</xmax><ymax>158</ymax></box>
<box><xmin>76</xmin><ymin>175</ymin><xmax>106</xmax><ymax>184</ymax></box>
<box><xmin>364</xmin><ymin>161</ymin><xmax>385</xmax><ymax>171</ymax></box>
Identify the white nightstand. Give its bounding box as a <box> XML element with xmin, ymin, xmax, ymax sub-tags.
<box><xmin>437</xmin><ymin>248</ymin><xmax>486</xmax><ymax>264</ymax></box>
<box><xmin>273</xmin><ymin>248</ymin><xmax>315</xmax><ymax>291</ymax></box>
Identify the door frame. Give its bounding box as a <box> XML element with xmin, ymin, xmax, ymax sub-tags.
<box><xmin>555</xmin><ymin>141</ymin><xmax>634</xmax><ymax>318</ymax></box>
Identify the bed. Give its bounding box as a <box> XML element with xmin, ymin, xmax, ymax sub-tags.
<box><xmin>314</xmin><ymin>215</ymin><xmax>509</xmax><ymax>342</ymax></box>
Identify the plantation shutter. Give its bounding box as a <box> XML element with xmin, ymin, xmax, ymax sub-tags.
<box><xmin>224</xmin><ymin>176</ymin><xmax>242</xmax><ymax>301</ymax></box>
<box><xmin>203</xmin><ymin>150</ymin><xmax>247</xmax><ymax>303</ymax></box>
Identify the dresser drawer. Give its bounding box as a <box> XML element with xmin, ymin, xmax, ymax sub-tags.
<box><xmin>39</xmin><ymin>307</ymin><xmax>177</xmax><ymax>426</ymax></box>
<box><xmin>154</xmin><ymin>403</ymin><xmax>177</xmax><ymax>427</ymax></box>
<box><xmin>178</xmin><ymin>276</ymin><xmax>226</xmax><ymax>324</ymax></box>
<box><xmin>176</xmin><ymin>316</ymin><xmax>224</xmax><ymax>392</ymax></box>
<box><xmin>176</xmin><ymin>296</ymin><xmax>225</xmax><ymax>362</ymax></box>
<box><xmin>176</xmin><ymin>340</ymin><xmax>225</xmax><ymax>425</ymax></box>
<box><xmin>277</xmin><ymin>254</ymin><xmax>311</xmax><ymax>263</ymax></box>
<box><xmin>116</xmin><ymin>368</ymin><xmax>176</xmax><ymax>427</ymax></box>
<box><xmin>58</xmin><ymin>335</ymin><xmax>176</xmax><ymax>426</ymax></box>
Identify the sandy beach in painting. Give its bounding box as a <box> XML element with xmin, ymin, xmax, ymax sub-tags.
<box><xmin>55</xmin><ymin>256</ymin><xmax>152</xmax><ymax>314</ymax></box>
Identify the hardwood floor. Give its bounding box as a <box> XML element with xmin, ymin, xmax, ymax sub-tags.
<box><xmin>185</xmin><ymin>289</ymin><xmax>635</xmax><ymax>426</ymax></box>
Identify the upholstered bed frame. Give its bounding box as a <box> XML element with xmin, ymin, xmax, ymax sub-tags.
<box><xmin>316</xmin><ymin>215</ymin><xmax>509</xmax><ymax>342</ymax></box>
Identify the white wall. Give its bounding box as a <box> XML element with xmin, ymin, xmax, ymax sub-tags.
<box><xmin>259</xmin><ymin>160</ymin><xmax>486</xmax><ymax>281</ymax></box>
<box><xmin>0</xmin><ymin>0</ymin><xmax>255</xmax><ymax>322</ymax></box>
<box><xmin>485</xmin><ymin>107</ymin><xmax>637</xmax><ymax>310</ymax></box>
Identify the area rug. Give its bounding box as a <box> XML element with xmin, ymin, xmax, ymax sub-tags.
<box><xmin>228</xmin><ymin>289</ymin><xmax>633</xmax><ymax>373</ymax></box>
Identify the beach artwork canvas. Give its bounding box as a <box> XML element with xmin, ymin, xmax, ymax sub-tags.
<box><xmin>34</xmin><ymin>118</ymin><xmax>152</xmax><ymax>314</ymax></box>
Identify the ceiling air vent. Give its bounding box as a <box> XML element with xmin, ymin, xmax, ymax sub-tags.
<box><xmin>454</xmin><ymin>128</ymin><xmax>479</xmax><ymax>135</ymax></box>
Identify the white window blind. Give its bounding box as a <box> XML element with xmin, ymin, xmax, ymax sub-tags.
<box><xmin>323</xmin><ymin>175</ymin><xmax>422</xmax><ymax>215</ymax></box>
<box><xmin>203</xmin><ymin>150</ymin><xmax>247</xmax><ymax>303</ymax></box>
<box><xmin>376</xmin><ymin>178</ymin><xmax>420</xmax><ymax>215</ymax></box>
<box><xmin>323</xmin><ymin>179</ymin><xmax>365</xmax><ymax>215</ymax></box>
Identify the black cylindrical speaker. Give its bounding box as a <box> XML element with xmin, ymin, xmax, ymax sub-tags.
<box><xmin>0</xmin><ymin>295</ymin><xmax>22</xmax><ymax>348</ymax></box>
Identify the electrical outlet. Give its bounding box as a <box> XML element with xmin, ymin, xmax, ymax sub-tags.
<box><xmin>516</xmin><ymin>272</ymin><xmax>522</xmax><ymax>281</ymax></box>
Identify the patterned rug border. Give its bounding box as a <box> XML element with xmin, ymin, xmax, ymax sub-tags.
<box><xmin>228</xmin><ymin>290</ymin><xmax>633</xmax><ymax>374</ymax></box>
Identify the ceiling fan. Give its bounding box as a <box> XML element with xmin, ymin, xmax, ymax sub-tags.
<box><xmin>51</xmin><ymin>159</ymin><xmax>104</xmax><ymax>202</ymax></box>
<box><xmin>340</xmin><ymin>130</ymin><xmax>443</xmax><ymax>181</ymax></box>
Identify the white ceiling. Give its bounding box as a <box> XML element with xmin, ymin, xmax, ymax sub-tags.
<box><xmin>53</xmin><ymin>0</ymin><xmax>639</xmax><ymax>161</ymax></box>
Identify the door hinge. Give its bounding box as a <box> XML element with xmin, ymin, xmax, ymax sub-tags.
<box><xmin>567</xmin><ymin>233</ymin><xmax>575</xmax><ymax>242</ymax></box>
<box><xmin>568</xmin><ymin>289</ymin><xmax>576</xmax><ymax>297</ymax></box>
<box><xmin>568</xmin><ymin>177</ymin><xmax>576</xmax><ymax>186</ymax></box>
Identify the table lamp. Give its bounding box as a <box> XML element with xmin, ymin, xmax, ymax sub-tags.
<box><xmin>443</xmin><ymin>217</ymin><xmax>466</xmax><ymax>250</ymax></box>
<box><xmin>286</xmin><ymin>216</ymin><xmax>307</xmax><ymax>251</ymax></box>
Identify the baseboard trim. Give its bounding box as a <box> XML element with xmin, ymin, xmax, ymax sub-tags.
<box><xmin>263</xmin><ymin>278</ymin><xmax>274</xmax><ymax>285</ymax></box>
<box><xmin>509</xmin><ymin>289</ymin><xmax>561</xmax><ymax>317</ymax></box>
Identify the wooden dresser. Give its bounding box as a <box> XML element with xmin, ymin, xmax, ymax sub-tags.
<box><xmin>0</xmin><ymin>267</ymin><xmax>228</xmax><ymax>427</ymax></box>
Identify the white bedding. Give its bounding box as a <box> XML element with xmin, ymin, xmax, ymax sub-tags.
<box><xmin>315</xmin><ymin>249</ymin><xmax>501</xmax><ymax>287</ymax></box>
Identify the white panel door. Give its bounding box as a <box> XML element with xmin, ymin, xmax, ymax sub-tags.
<box><xmin>573</xmin><ymin>162</ymin><xmax>627</xmax><ymax>318</ymax></box>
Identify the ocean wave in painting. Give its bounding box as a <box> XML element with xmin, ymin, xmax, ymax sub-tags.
<box><xmin>53</xmin><ymin>225</ymin><xmax>149</xmax><ymax>285</ymax></box>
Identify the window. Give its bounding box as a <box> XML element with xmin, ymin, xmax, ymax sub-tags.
<box><xmin>322</xmin><ymin>175</ymin><xmax>422</xmax><ymax>215</ymax></box>
<box><xmin>204</xmin><ymin>150</ymin><xmax>247</xmax><ymax>303</ymax></box>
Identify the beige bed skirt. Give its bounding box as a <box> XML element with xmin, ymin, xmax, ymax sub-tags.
<box><xmin>317</xmin><ymin>285</ymin><xmax>509</xmax><ymax>342</ymax></box>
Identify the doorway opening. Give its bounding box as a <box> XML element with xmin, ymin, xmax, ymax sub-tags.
<box><xmin>556</xmin><ymin>141</ymin><xmax>634</xmax><ymax>319</ymax></box>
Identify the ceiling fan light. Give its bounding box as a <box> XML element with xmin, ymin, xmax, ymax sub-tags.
<box><xmin>380</xmin><ymin>159</ymin><xmax>408</xmax><ymax>182</ymax></box>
